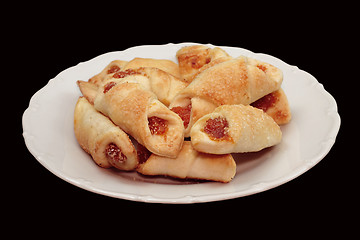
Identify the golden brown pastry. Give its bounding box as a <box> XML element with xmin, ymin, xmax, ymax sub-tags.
<box><xmin>176</xmin><ymin>45</ymin><xmax>232</xmax><ymax>83</ymax></box>
<box><xmin>88</xmin><ymin>58</ymin><xmax>180</xmax><ymax>86</ymax></box>
<box><xmin>74</xmin><ymin>97</ymin><xmax>138</xmax><ymax>170</ymax></box>
<box><xmin>73</xmin><ymin>44</ymin><xmax>292</xmax><ymax>185</ymax></box>
<box><xmin>94</xmin><ymin>77</ymin><xmax>184</xmax><ymax>158</ymax></box>
<box><xmin>123</xmin><ymin>57</ymin><xmax>181</xmax><ymax>78</ymax></box>
<box><xmin>81</xmin><ymin>67</ymin><xmax>187</xmax><ymax>107</ymax></box>
<box><xmin>108</xmin><ymin>67</ymin><xmax>187</xmax><ymax>106</ymax></box>
<box><xmin>190</xmin><ymin>104</ymin><xmax>282</xmax><ymax>154</ymax></box>
<box><xmin>89</xmin><ymin>60</ymin><xmax>129</xmax><ymax>86</ymax></box>
<box><xmin>137</xmin><ymin>141</ymin><xmax>236</xmax><ymax>183</ymax></box>
<box><xmin>77</xmin><ymin>80</ymin><xmax>97</xmax><ymax>104</ymax></box>
<box><xmin>135</xmin><ymin>67</ymin><xmax>187</xmax><ymax>106</ymax></box>
<box><xmin>170</xmin><ymin>56</ymin><xmax>283</xmax><ymax>137</ymax></box>
<box><xmin>251</xmin><ymin>88</ymin><xmax>291</xmax><ymax>125</ymax></box>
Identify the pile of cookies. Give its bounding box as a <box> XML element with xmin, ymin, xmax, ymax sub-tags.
<box><xmin>74</xmin><ymin>44</ymin><xmax>291</xmax><ymax>183</ymax></box>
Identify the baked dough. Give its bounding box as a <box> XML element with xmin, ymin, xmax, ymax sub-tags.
<box><xmin>74</xmin><ymin>97</ymin><xmax>138</xmax><ymax>170</ymax></box>
<box><xmin>123</xmin><ymin>57</ymin><xmax>181</xmax><ymax>79</ymax></box>
<box><xmin>110</xmin><ymin>67</ymin><xmax>187</xmax><ymax>106</ymax></box>
<box><xmin>77</xmin><ymin>80</ymin><xmax>97</xmax><ymax>104</ymax></box>
<box><xmin>176</xmin><ymin>45</ymin><xmax>232</xmax><ymax>83</ymax></box>
<box><xmin>89</xmin><ymin>58</ymin><xmax>180</xmax><ymax>86</ymax></box>
<box><xmin>251</xmin><ymin>88</ymin><xmax>291</xmax><ymax>125</ymax></box>
<box><xmin>170</xmin><ymin>56</ymin><xmax>283</xmax><ymax>137</ymax></box>
<box><xmin>80</xmin><ymin>67</ymin><xmax>187</xmax><ymax>107</ymax></box>
<box><xmin>94</xmin><ymin>77</ymin><xmax>184</xmax><ymax>158</ymax></box>
<box><xmin>74</xmin><ymin>45</ymin><xmax>291</xmax><ymax>184</ymax></box>
<box><xmin>135</xmin><ymin>67</ymin><xmax>187</xmax><ymax>106</ymax></box>
<box><xmin>190</xmin><ymin>104</ymin><xmax>282</xmax><ymax>154</ymax></box>
<box><xmin>89</xmin><ymin>60</ymin><xmax>129</xmax><ymax>86</ymax></box>
<box><xmin>137</xmin><ymin>141</ymin><xmax>236</xmax><ymax>183</ymax></box>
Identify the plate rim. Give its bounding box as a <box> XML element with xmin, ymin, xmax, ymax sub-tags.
<box><xmin>22</xmin><ymin>42</ymin><xmax>341</xmax><ymax>203</ymax></box>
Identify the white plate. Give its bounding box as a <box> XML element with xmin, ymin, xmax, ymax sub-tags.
<box><xmin>22</xmin><ymin>43</ymin><xmax>340</xmax><ymax>203</ymax></box>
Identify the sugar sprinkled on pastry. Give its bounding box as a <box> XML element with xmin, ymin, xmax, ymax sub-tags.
<box><xmin>190</xmin><ymin>104</ymin><xmax>282</xmax><ymax>154</ymax></box>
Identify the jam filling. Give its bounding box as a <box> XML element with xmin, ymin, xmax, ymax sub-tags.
<box><xmin>171</xmin><ymin>103</ymin><xmax>191</xmax><ymax>129</ymax></box>
<box><xmin>137</xmin><ymin>144</ymin><xmax>152</xmax><ymax>164</ymax></box>
<box><xmin>103</xmin><ymin>82</ymin><xmax>117</xmax><ymax>93</ymax></box>
<box><xmin>148</xmin><ymin>116</ymin><xmax>168</xmax><ymax>135</ymax></box>
<box><xmin>105</xmin><ymin>143</ymin><xmax>127</xmax><ymax>163</ymax></box>
<box><xmin>203</xmin><ymin>116</ymin><xmax>232</xmax><ymax>141</ymax></box>
<box><xmin>113</xmin><ymin>69</ymin><xmax>140</xmax><ymax>79</ymax></box>
<box><xmin>251</xmin><ymin>91</ymin><xmax>279</xmax><ymax>112</ymax></box>
<box><xmin>107</xmin><ymin>65</ymin><xmax>121</xmax><ymax>74</ymax></box>
<box><xmin>257</xmin><ymin>64</ymin><xmax>267</xmax><ymax>72</ymax></box>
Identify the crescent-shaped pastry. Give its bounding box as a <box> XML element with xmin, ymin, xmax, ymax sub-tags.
<box><xmin>94</xmin><ymin>77</ymin><xmax>184</xmax><ymax>158</ymax></box>
<box><xmin>89</xmin><ymin>58</ymin><xmax>180</xmax><ymax>86</ymax></box>
<box><xmin>176</xmin><ymin>45</ymin><xmax>232</xmax><ymax>83</ymax></box>
<box><xmin>77</xmin><ymin>80</ymin><xmax>97</xmax><ymax>104</ymax></box>
<box><xmin>89</xmin><ymin>60</ymin><xmax>129</xmax><ymax>86</ymax></box>
<box><xmin>190</xmin><ymin>104</ymin><xmax>282</xmax><ymax>154</ymax></box>
<box><xmin>74</xmin><ymin>97</ymin><xmax>138</xmax><ymax>170</ymax></box>
<box><xmin>170</xmin><ymin>56</ymin><xmax>283</xmax><ymax>137</ymax></box>
<box><xmin>123</xmin><ymin>57</ymin><xmax>181</xmax><ymax>79</ymax></box>
<box><xmin>109</xmin><ymin>67</ymin><xmax>187</xmax><ymax>106</ymax></box>
<box><xmin>137</xmin><ymin>141</ymin><xmax>236</xmax><ymax>183</ymax></box>
<box><xmin>81</xmin><ymin>67</ymin><xmax>187</xmax><ymax>107</ymax></box>
<box><xmin>251</xmin><ymin>88</ymin><xmax>291</xmax><ymax>125</ymax></box>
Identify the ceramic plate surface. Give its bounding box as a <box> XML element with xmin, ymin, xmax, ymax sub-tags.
<box><xmin>22</xmin><ymin>43</ymin><xmax>340</xmax><ymax>203</ymax></box>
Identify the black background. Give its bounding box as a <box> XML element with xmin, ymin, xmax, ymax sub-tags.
<box><xmin>11</xmin><ymin>3</ymin><xmax>353</xmax><ymax>235</ymax></box>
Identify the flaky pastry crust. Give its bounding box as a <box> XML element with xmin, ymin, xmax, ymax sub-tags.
<box><xmin>190</xmin><ymin>104</ymin><xmax>282</xmax><ymax>154</ymax></box>
<box><xmin>94</xmin><ymin>77</ymin><xmax>184</xmax><ymax>158</ymax></box>
<box><xmin>137</xmin><ymin>141</ymin><xmax>236</xmax><ymax>183</ymax></box>
<box><xmin>74</xmin><ymin>97</ymin><xmax>138</xmax><ymax>170</ymax></box>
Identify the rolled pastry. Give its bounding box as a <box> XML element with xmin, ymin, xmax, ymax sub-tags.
<box><xmin>190</xmin><ymin>104</ymin><xmax>282</xmax><ymax>154</ymax></box>
<box><xmin>110</xmin><ymin>67</ymin><xmax>187</xmax><ymax>106</ymax></box>
<box><xmin>89</xmin><ymin>60</ymin><xmax>129</xmax><ymax>86</ymax></box>
<box><xmin>94</xmin><ymin>77</ymin><xmax>184</xmax><ymax>158</ymax></box>
<box><xmin>81</xmin><ymin>67</ymin><xmax>187</xmax><ymax>107</ymax></box>
<box><xmin>176</xmin><ymin>45</ymin><xmax>232</xmax><ymax>83</ymax></box>
<box><xmin>170</xmin><ymin>56</ymin><xmax>283</xmax><ymax>137</ymax></box>
<box><xmin>123</xmin><ymin>57</ymin><xmax>181</xmax><ymax>79</ymax></box>
<box><xmin>137</xmin><ymin>141</ymin><xmax>236</xmax><ymax>183</ymax></box>
<box><xmin>77</xmin><ymin>80</ymin><xmax>97</xmax><ymax>104</ymax></box>
<box><xmin>74</xmin><ymin>97</ymin><xmax>138</xmax><ymax>170</ymax></box>
<box><xmin>251</xmin><ymin>88</ymin><xmax>291</xmax><ymax>125</ymax></box>
<box><xmin>89</xmin><ymin>58</ymin><xmax>180</xmax><ymax>86</ymax></box>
